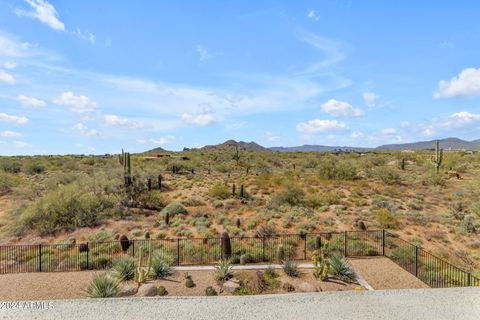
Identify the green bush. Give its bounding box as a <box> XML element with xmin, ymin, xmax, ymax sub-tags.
<box><xmin>328</xmin><ymin>255</ymin><xmax>357</xmax><ymax>282</ymax></box>
<box><xmin>159</xmin><ymin>202</ymin><xmax>188</xmax><ymax>218</ymax></box>
<box><xmin>84</xmin><ymin>272</ymin><xmax>120</xmax><ymax>298</ymax></box>
<box><xmin>208</xmin><ymin>181</ymin><xmax>231</xmax><ymax>199</ymax></box>
<box><xmin>23</xmin><ymin>160</ymin><xmax>46</xmax><ymax>175</ymax></box>
<box><xmin>374</xmin><ymin>167</ymin><xmax>401</xmax><ymax>185</ymax></box>
<box><xmin>151</xmin><ymin>254</ymin><xmax>173</xmax><ymax>279</ymax></box>
<box><xmin>157</xmin><ymin>286</ymin><xmax>167</xmax><ymax>296</ymax></box>
<box><xmin>282</xmin><ymin>260</ymin><xmax>299</xmax><ymax>277</ymax></box>
<box><xmin>111</xmin><ymin>257</ymin><xmax>135</xmax><ymax>281</ymax></box>
<box><xmin>0</xmin><ymin>159</ymin><xmax>22</xmax><ymax>173</ymax></box>
<box><xmin>317</xmin><ymin>157</ymin><xmax>357</xmax><ymax>180</ymax></box>
<box><xmin>19</xmin><ymin>183</ymin><xmax>116</xmax><ymax>235</ymax></box>
<box><xmin>270</xmin><ymin>184</ymin><xmax>305</xmax><ymax>208</ymax></box>
<box><xmin>376</xmin><ymin>208</ymin><xmax>400</xmax><ymax>229</ymax></box>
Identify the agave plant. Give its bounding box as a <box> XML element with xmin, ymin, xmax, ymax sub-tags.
<box><xmin>84</xmin><ymin>272</ymin><xmax>120</xmax><ymax>298</ymax></box>
<box><xmin>214</xmin><ymin>259</ymin><xmax>232</xmax><ymax>282</ymax></box>
<box><xmin>111</xmin><ymin>256</ymin><xmax>135</xmax><ymax>281</ymax></box>
<box><xmin>151</xmin><ymin>253</ymin><xmax>173</xmax><ymax>279</ymax></box>
<box><xmin>328</xmin><ymin>255</ymin><xmax>357</xmax><ymax>282</ymax></box>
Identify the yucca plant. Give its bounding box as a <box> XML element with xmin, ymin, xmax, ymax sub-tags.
<box><xmin>111</xmin><ymin>256</ymin><xmax>135</xmax><ymax>281</ymax></box>
<box><xmin>214</xmin><ymin>259</ymin><xmax>232</xmax><ymax>282</ymax></box>
<box><xmin>328</xmin><ymin>255</ymin><xmax>357</xmax><ymax>282</ymax></box>
<box><xmin>282</xmin><ymin>260</ymin><xmax>299</xmax><ymax>277</ymax></box>
<box><xmin>84</xmin><ymin>272</ymin><xmax>120</xmax><ymax>298</ymax></box>
<box><xmin>151</xmin><ymin>253</ymin><xmax>172</xmax><ymax>279</ymax></box>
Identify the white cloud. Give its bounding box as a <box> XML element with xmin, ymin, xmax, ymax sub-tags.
<box><xmin>380</xmin><ymin>128</ymin><xmax>397</xmax><ymax>135</ymax></box>
<box><xmin>434</xmin><ymin>68</ymin><xmax>480</xmax><ymax>98</ymax></box>
<box><xmin>17</xmin><ymin>95</ymin><xmax>46</xmax><ymax>108</ymax></box>
<box><xmin>307</xmin><ymin>10</ymin><xmax>320</xmax><ymax>21</ymax></box>
<box><xmin>264</xmin><ymin>131</ymin><xmax>280</xmax><ymax>142</ymax></box>
<box><xmin>73</xmin><ymin>28</ymin><xmax>95</xmax><ymax>45</ymax></box>
<box><xmin>0</xmin><ymin>69</ymin><xmax>15</xmax><ymax>84</ymax></box>
<box><xmin>0</xmin><ymin>31</ymin><xmax>34</xmax><ymax>58</ymax></box>
<box><xmin>150</xmin><ymin>135</ymin><xmax>175</xmax><ymax>145</ymax></box>
<box><xmin>103</xmin><ymin>115</ymin><xmax>142</xmax><ymax>129</ymax></box>
<box><xmin>1</xmin><ymin>130</ymin><xmax>22</xmax><ymax>138</ymax></box>
<box><xmin>196</xmin><ymin>45</ymin><xmax>212</xmax><ymax>62</ymax></box>
<box><xmin>320</xmin><ymin>99</ymin><xmax>363</xmax><ymax>117</ymax></box>
<box><xmin>72</xmin><ymin>123</ymin><xmax>99</xmax><ymax>137</ymax></box>
<box><xmin>135</xmin><ymin>139</ymin><xmax>147</xmax><ymax>144</ymax></box>
<box><xmin>296</xmin><ymin>119</ymin><xmax>347</xmax><ymax>134</ymax></box>
<box><xmin>0</xmin><ymin>112</ymin><xmax>29</xmax><ymax>125</ymax></box>
<box><xmin>15</xmin><ymin>0</ymin><xmax>65</xmax><ymax>31</ymax></box>
<box><xmin>3</xmin><ymin>62</ymin><xmax>16</xmax><ymax>69</ymax></box>
<box><xmin>53</xmin><ymin>92</ymin><xmax>97</xmax><ymax>114</ymax></box>
<box><xmin>363</xmin><ymin>92</ymin><xmax>379</xmax><ymax>107</ymax></box>
<box><xmin>417</xmin><ymin>111</ymin><xmax>480</xmax><ymax>137</ymax></box>
<box><xmin>181</xmin><ymin>108</ymin><xmax>216</xmax><ymax>126</ymax></box>
<box><xmin>14</xmin><ymin>140</ymin><xmax>32</xmax><ymax>148</ymax></box>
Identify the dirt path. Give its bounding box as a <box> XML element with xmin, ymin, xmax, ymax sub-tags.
<box><xmin>349</xmin><ymin>257</ymin><xmax>429</xmax><ymax>290</ymax></box>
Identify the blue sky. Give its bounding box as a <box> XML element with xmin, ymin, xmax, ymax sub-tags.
<box><xmin>0</xmin><ymin>0</ymin><xmax>480</xmax><ymax>155</ymax></box>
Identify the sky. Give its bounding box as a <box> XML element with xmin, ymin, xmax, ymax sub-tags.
<box><xmin>0</xmin><ymin>0</ymin><xmax>480</xmax><ymax>155</ymax></box>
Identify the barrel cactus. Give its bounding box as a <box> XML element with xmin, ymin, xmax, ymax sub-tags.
<box><xmin>119</xmin><ymin>235</ymin><xmax>130</xmax><ymax>252</ymax></box>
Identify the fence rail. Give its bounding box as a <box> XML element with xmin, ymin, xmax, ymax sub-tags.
<box><xmin>0</xmin><ymin>230</ymin><xmax>478</xmax><ymax>288</ymax></box>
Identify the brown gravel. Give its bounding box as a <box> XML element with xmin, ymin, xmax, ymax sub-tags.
<box><xmin>349</xmin><ymin>257</ymin><xmax>429</xmax><ymax>290</ymax></box>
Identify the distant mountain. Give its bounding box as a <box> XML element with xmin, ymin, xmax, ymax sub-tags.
<box><xmin>141</xmin><ymin>147</ymin><xmax>170</xmax><ymax>156</ymax></box>
<box><xmin>377</xmin><ymin>137</ymin><xmax>480</xmax><ymax>150</ymax></box>
<box><xmin>201</xmin><ymin>140</ymin><xmax>268</xmax><ymax>151</ymax></box>
<box><xmin>269</xmin><ymin>145</ymin><xmax>372</xmax><ymax>152</ymax></box>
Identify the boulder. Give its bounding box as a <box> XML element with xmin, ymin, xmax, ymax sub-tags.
<box><xmin>118</xmin><ymin>284</ymin><xmax>138</xmax><ymax>297</ymax></box>
<box><xmin>137</xmin><ymin>284</ymin><xmax>157</xmax><ymax>297</ymax></box>
<box><xmin>222</xmin><ymin>279</ymin><xmax>240</xmax><ymax>293</ymax></box>
<box><xmin>298</xmin><ymin>282</ymin><xmax>317</xmax><ymax>293</ymax></box>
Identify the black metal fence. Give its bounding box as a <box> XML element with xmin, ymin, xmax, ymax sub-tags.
<box><xmin>0</xmin><ymin>231</ymin><xmax>383</xmax><ymax>274</ymax></box>
<box><xmin>0</xmin><ymin>230</ymin><xmax>478</xmax><ymax>288</ymax></box>
<box><xmin>384</xmin><ymin>231</ymin><xmax>480</xmax><ymax>288</ymax></box>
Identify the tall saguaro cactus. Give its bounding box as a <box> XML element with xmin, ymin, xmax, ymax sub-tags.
<box><xmin>120</xmin><ymin>149</ymin><xmax>132</xmax><ymax>186</ymax></box>
<box><xmin>431</xmin><ymin>140</ymin><xmax>443</xmax><ymax>174</ymax></box>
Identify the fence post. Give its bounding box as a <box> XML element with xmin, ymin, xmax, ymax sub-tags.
<box><xmin>304</xmin><ymin>234</ymin><xmax>307</xmax><ymax>260</ymax></box>
<box><xmin>38</xmin><ymin>244</ymin><xmax>42</xmax><ymax>272</ymax></box>
<box><xmin>382</xmin><ymin>229</ymin><xmax>386</xmax><ymax>256</ymax></box>
<box><xmin>344</xmin><ymin>231</ymin><xmax>348</xmax><ymax>257</ymax></box>
<box><xmin>262</xmin><ymin>237</ymin><xmax>266</xmax><ymax>262</ymax></box>
<box><xmin>415</xmin><ymin>245</ymin><xmax>419</xmax><ymax>277</ymax></box>
<box><xmin>86</xmin><ymin>242</ymin><xmax>89</xmax><ymax>270</ymax></box>
<box><xmin>467</xmin><ymin>272</ymin><xmax>471</xmax><ymax>286</ymax></box>
<box><xmin>177</xmin><ymin>239</ymin><xmax>180</xmax><ymax>266</ymax></box>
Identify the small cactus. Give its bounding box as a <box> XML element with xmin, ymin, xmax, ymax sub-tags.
<box><xmin>79</xmin><ymin>243</ymin><xmax>89</xmax><ymax>253</ymax></box>
<box><xmin>236</xmin><ymin>218</ymin><xmax>241</xmax><ymax>228</ymax></box>
<box><xmin>240</xmin><ymin>184</ymin><xmax>245</xmax><ymax>198</ymax></box>
<box><xmin>144</xmin><ymin>231</ymin><xmax>150</xmax><ymax>239</ymax></box>
<box><xmin>232</xmin><ymin>183</ymin><xmax>236</xmax><ymax>196</ymax></box>
<box><xmin>431</xmin><ymin>140</ymin><xmax>443</xmax><ymax>174</ymax></box>
<box><xmin>164</xmin><ymin>212</ymin><xmax>170</xmax><ymax>225</ymax></box>
<box><xmin>158</xmin><ymin>174</ymin><xmax>162</xmax><ymax>190</ymax></box>
<box><xmin>119</xmin><ymin>235</ymin><xmax>130</xmax><ymax>252</ymax></box>
<box><xmin>221</xmin><ymin>232</ymin><xmax>232</xmax><ymax>260</ymax></box>
<box><xmin>147</xmin><ymin>178</ymin><xmax>152</xmax><ymax>191</ymax></box>
<box><xmin>240</xmin><ymin>254</ymin><xmax>247</xmax><ymax>265</ymax></box>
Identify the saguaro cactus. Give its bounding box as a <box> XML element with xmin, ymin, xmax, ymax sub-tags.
<box><xmin>121</xmin><ymin>150</ymin><xmax>132</xmax><ymax>186</ymax></box>
<box><xmin>221</xmin><ymin>232</ymin><xmax>232</xmax><ymax>260</ymax></box>
<box><xmin>158</xmin><ymin>174</ymin><xmax>162</xmax><ymax>191</ymax></box>
<box><xmin>240</xmin><ymin>184</ymin><xmax>245</xmax><ymax>198</ymax></box>
<box><xmin>431</xmin><ymin>140</ymin><xmax>443</xmax><ymax>174</ymax></box>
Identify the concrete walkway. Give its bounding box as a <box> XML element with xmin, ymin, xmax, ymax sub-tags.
<box><xmin>1</xmin><ymin>287</ymin><xmax>478</xmax><ymax>320</ymax></box>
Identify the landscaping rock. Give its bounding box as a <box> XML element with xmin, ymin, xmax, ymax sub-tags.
<box><xmin>282</xmin><ymin>282</ymin><xmax>295</xmax><ymax>292</ymax></box>
<box><xmin>298</xmin><ymin>282</ymin><xmax>317</xmax><ymax>293</ymax></box>
<box><xmin>137</xmin><ymin>284</ymin><xmax>157</xmax><ymax>297</ymax></box>
<box><xmin>118</xmin><ymin>284</ymin><xmax>138</xmax><ymax>297</ymax></box>
<box><xmin>222</xmin><ymin>279</ymin><xmax>240</xmax><ymax>293</ymax></box>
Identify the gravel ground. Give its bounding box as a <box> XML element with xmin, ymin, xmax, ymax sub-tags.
<box><xmin>349</xmin><ymin>257</ymin><xmax>429</xmax><ymax>289</ymax></box>
<box><xmin>1</xmin><ymin>288</ymin><xmax>478</xmax><ymax>320</ymax></box>
<box><xmin>0</xmin><ymin>257</ymin><xmax>426</xmax><ymax>301</ymax></box>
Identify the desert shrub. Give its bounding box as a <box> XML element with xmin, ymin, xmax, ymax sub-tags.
<box><xmin>374</xmin><ymin>167</ymin><xmax>401</xmax><ymax>185</ymax></box>
<box><xmin>205</xmin><ymin>286</ymin><xmax>218</xmax><ymax>296</ymax></box>
<box><xmin>328</xmin><ymin>255</ymin><xmax>357</xmax><ymax>282</ymax></box>
<box><xmin>111</xmin><ymin>257</ymin><xmax>135</xmax><ymax>281</ymax></box>
<box><xmin>269</xmin><ymin>184</ymin><xmax>305</xmax><ymax>208</ymax></box>
<box><xmin>19</xmin><ymin>183</ymin><xmax>116</xmax><ymax>235</ymax></box>
<box><xmin>0</xmin><ymin>159</ymin><xmax>22</xmax><ymax>173</ymax></box>
<box><xmin>208</xmin><ymin>181</ymin><xmax>231</xmax><ymax>199</ymax></box>
<box><xmin>214</xmin><ymin>259</ymin><xmax>232</xmax><ymax>282</ymax></box>
<box><xmin>422</xmin><ymin>172</ymin><xmax>446</xmax><ymax>186</ymax></box>
<box><xmin>151</xmin><ymin>254</ymin><xmax>173</xmax><ymax>279</ymax></box>
<box><xmin>317</xmin><ymin>157</ymin><xmax>357</xmax><ymax>180</ymax></box>
<box><xmin>135</xmin><ymin>191</ymin><xmax>166</xmax><ymax>210</ymax></box>
<box><xmin>264</xmin><ymin>266</ymin><xmax>278</xmax><ymax>279</ymax></box>
<box><xmin>93</xmin><ymin>256</ymin><xmax>113</xmax><ymax>269</ymax></box>
<box><xmin>23</xmin><ymin>160</ymin><xmax>47</xmax><ymax>175</ymax></box>
<box><xmin>84</xmin><ymin>273</ymin><xmax>119</xmax><ymax>298</ymax></box>
<box><xmin>282</xmin><ymin>260</ymin><xmax>299</xmax><ymax>277</ymax></box>
<box><xmin>0</xmin><ymin>172</ymin><xmax>19</xmax><ymax>190</ymax></box>
<box><xmin>376</xmin><ymin>208</ymin><xmax>400</xmax><ymax>229</ymax></box>
<box><xmin>159</xmin><ymin>202</ymin><xmax>187</xmax><ymax>218</ymax></box>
